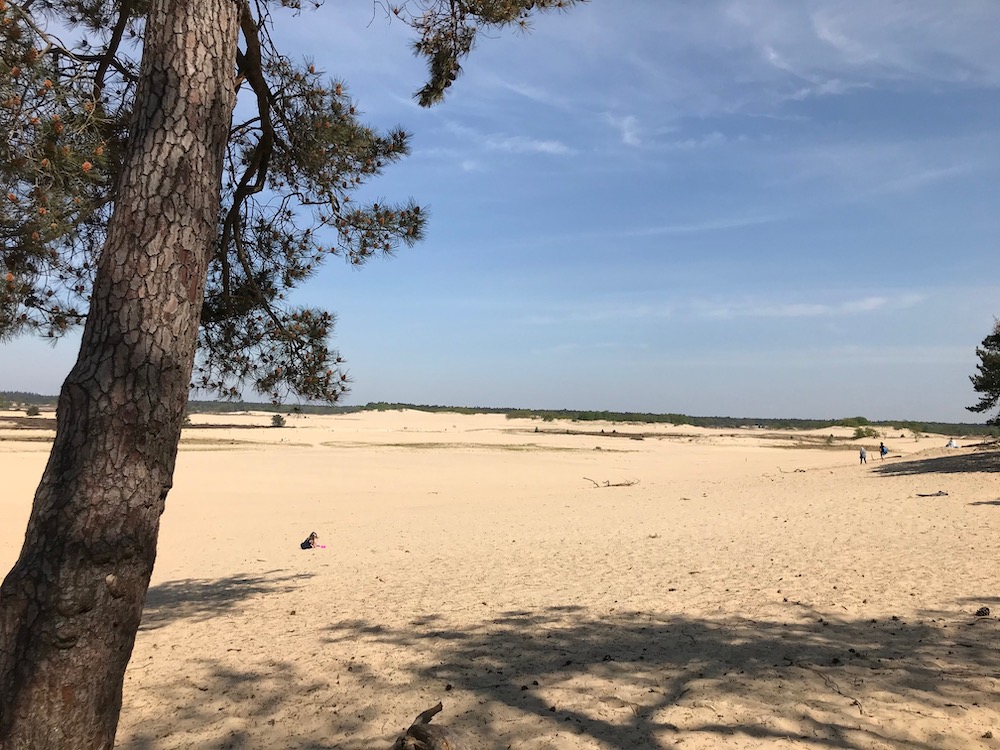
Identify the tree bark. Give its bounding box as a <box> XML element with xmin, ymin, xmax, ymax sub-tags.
<box><xmin>0</xmin><ymin>1</ymin><xmax>239</xmax><ymax>747</ymax></box>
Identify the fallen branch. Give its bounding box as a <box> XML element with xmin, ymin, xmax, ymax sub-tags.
<box><xmin>584</xmin><ymin>477</ymin><xmax>639</xmax><ymax>488</ymax></box>
<box><xmin>392</xmin><ymin>702</ymin><xmax>470</xmax><ymax>750</ymax></box>
<box><xmin>916</xmin><ymin>491</ymin><xmax>949</xmax><ymax>497</ymax></box>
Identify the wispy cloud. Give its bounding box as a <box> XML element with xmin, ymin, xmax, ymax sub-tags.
<box><xmin>606</xmin><ymin>114</ymin><xmax>641</xmax><ymax>147</ymax></box>
<box><xmin>625</xmin><ymin>213</ymin><xmax>784</xmax><ymax>236</ymax></box>
<box><xmin>494</xmin><ymin>79</ymin><xmax>573</xmax><ymax>111</ymax></box>
<box><xmin>646</xmin><ymin>343</ymin><xmax>972</xmax><ymax>370</ymax></box>
<box><xmin>695</xmin><ymin>293</ymin><xmax>925</xmax><ymax>320</ymax></box>
<box><xmin>784</xmin><ymin>78</ymin><xmax>873</xmax><ymax>102</ymax></box>
<box><xmin>522</xmin><ymin>303</ymin><xmax>672</xmax><ymax>327</ymax></box>
<box><xmin>666</xmin><ymin>131</ymin><xmax>731</xmax><ymax>150</ymax></box>
<box><xmin>438</xmin><ymin>120</ymin><xmax>574</xmax><ymax>157</ymax></box>
<box><xmin>485</xmin><ymin>135</ymin><xmax>574</xmax><ymax>155</ymax></box>
<box><xmin>519</xmin><ymin>291</ymin><xmax>925</xmax><ymax>328</ymax></box>
<box><xmin>783</xmin><ymin>135</ymin><xmax>996</xmax><ymax>198</ymax></box>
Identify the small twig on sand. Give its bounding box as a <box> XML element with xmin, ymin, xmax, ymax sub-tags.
<box><xmin>584</xmin><ymin>477</ymin><xmax>639</xmax><ymax>488</ymax></box>
<box><xmin>799</xmin><ymin>666</ymin><xmax>865</xmax><ymax>715</ymax></box>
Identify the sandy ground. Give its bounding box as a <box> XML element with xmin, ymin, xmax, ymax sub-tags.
<box><xmin>1</xmin><ymin>409</ymin><xmax>999</xmax><ymax>749</ymax></box>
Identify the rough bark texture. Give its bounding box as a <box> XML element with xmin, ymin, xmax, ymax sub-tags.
<box><xmin>0</xmin><ymin>2</ymin><xmax>239</xmax><ymax>747</ymax></box>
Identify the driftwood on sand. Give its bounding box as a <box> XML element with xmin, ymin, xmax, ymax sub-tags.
<box><xmin>391</xmin><ymin>703</ymin><xmax>470</xmax><ymax>750</ymax></box>
<box><xmin>583</xmin><ymin>477</ymin><xmax>639</xmax><ymax>488</ymax></box>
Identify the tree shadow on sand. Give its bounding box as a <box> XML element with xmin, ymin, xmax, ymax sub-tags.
<box><xmin>140</xmin><ymin>570</ymin><xmax>314</xmax><ymax>630</ymax></box>
<box><xmin>118</xmin><ymin>578</ymin><xmax>1000</xmax><ymax>749</ymax></box>
<box><xmin>316</xmin><ymin>607</ymin><xmax>999</xmax><ymax>749</ymax></box>
<box><xmin>874</xmin><ymin>447</ymin><xmax>1000</xmax><ymax>477</ymax></box>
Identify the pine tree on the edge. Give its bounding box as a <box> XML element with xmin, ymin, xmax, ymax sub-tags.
<box><xmin>969</xmin><ymin>319</ymin><xmax>1000</xmax><ymax>425</ymax></box>
<box><xmin>0</xmin><ymin>1</ymin><xmax>582</xmax><ymax>747</ymax></box>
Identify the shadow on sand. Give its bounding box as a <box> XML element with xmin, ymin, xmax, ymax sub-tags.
<box><xmin>140</xmin><ymin>570</ymin><xmax>314</xmax><ymax>630</ymax></box>
<box><xmin>873</xmin><ymin>447</ymin><xmax>1000</xmax><ymax>477</ymax></box>
<box><xmin>122</xmin><ymin>574</ymin><xmax>1000</xmax><ymax>749</ymax></box>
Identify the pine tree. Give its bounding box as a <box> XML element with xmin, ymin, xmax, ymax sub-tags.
<box><xmin>969</xmin><ymin>320</ymin><xmax>1000</xmax><ymax>424</ymax></box>
<box><xmin>0</xmin><ymin>1</ymin><xmax>582</xmax><ymax>746</ymax></box>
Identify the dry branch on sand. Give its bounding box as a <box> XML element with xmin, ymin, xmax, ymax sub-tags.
<box><xmin>583</xmin><ymin>477</ymin><xmax>640</xmax><ymax>488</ymax></box>
<box><xmin>391</xmin><ymin>703</ymin><xmax>469</xmax><ymax>750</ymax></box>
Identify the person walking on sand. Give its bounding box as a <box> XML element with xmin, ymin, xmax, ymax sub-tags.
<box><xmin>879</xmin><ymin>441</ymin><xmax>888</xmax><ymax>460</ymax></box>
<box><xmin>859</xmin><ymin>446</ymin><xmax>867</xmax><ymax>464</ymax></box>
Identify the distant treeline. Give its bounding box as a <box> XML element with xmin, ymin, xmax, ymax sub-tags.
<box><xmin>361</xmin><ymin>402</ymin><xmax>999</xmax><ymax>437</ymax></box>
<box><xmin>184</xmin><ymin>399</ymin><xmax>363</xmax><ymax>416</ymax></box>
<box><xmin>0</xmin><ymin>391</ymin><xmax>57</xmax><ymax>406</ymax></box>
<box><xmin>3</xmin><ymin>393</ymin><xmax>997</xmax><ymax>436</ymax></box>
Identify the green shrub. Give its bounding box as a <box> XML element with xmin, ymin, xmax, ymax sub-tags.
<box><xmin>25</xmin><ymin>405</ymin><xmax>40</xmax><ymax>417</ymax></box>
<box><xmin>271</xmin><ymin>414</ymin><xmax>287</xmax><ymax>428</ymax></box>
<box><xmin>853</xmin><ymin>426</ymin><xmax>878</xmax><ymax>439</ymax></box>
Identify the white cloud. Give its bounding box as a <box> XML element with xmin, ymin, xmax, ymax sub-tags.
<box><xmin>485</xmin><ymin>135</ymin><xmax>574</xmax><ymax>155</ymax></box>
<box><xmin>519</xmin><ymin>291</ymin><xmax>927</xmax><ymax>328</ymax></box>
<box><xmin>695</xmin><ymin>292</ymin><xmax>925</xmax><ymax>320</ymax></box>
<box><xmin>626</xmin><ymin>213</ymin><xmax>784</xmax><ymax>236</ymax></box>
<box><xmin>785</xmin><ymin>78</ymin><xmax>873</xmax><ymax>102</ymax></box>
<box><xmin>439</xmin><ymin>120</ymin><xmax>573</xmax><ymax>156</ymax></box>
<box><xmin>606</xmin><ymin>114</ymin><xmax>641</xmax><ymax>147</ymax></box>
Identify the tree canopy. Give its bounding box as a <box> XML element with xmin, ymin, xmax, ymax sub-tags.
<box><xmin>0</xmin><ymin>0</ymin><xmax>582</xmax><ymax>403</ymax></box>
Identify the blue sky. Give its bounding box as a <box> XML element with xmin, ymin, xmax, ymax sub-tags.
<box><xmin>4</xmin><ymin>1</ymin><xmax>1000</xmax><ymax>422</ymax></box>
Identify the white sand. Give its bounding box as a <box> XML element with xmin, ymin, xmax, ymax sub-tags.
<box><xmin>1</xmin><ymin>409</ymin><xmax>998</xmax><ymax>748</ymax></box>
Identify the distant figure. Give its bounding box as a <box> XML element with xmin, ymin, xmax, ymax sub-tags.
<box><xmin>946</xmin><ymin>438</ymin><xmax>959</xmax><ymax>448</ymax></box>
<box><xmin>300</xmin><ymin>531</ymin><xmax>319</xmax><ymax>550</ymax></box>
<box><xmin>879</xmin><ymin>442</ymin><xmax>888</xmax><ymax>460</ymax></box>
<box><xmin>859</xmin><ymin>447</ymin><xmax>867</xmax><ymax>464</ymax></box>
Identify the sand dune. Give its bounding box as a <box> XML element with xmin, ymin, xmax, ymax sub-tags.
<box><xmin>1</xmin><ymin>409</ymin><xmax>998</xmax><ymax>748</ymax></box>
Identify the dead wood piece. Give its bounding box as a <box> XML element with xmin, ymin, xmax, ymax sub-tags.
<box><xmin>392</xmin><ymin>703</ymin><xmax>471</xmax><ymax>750</ymax></box>
<box><xmin>915</xmin><ymin>490</ymin><xmax>949</xmax><ymax>497</ymax></box>
<box><xmin>583</xmin><ymin>476</ymin><xmax>639</xmax><ymax>488</ymax></box>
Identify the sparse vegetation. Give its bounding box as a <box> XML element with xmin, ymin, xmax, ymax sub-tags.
<box><xmin>271</xmin><ymin>414</ymin><xmax>287</xmax><ymax>428</ymax></box>
<box><xmin>25</xmin><ymin>405</ymin><xmax>40</xmax><ymax>417</ymax></box>
<box><xmin>853</xmin><ymin>426</ymin><xmax>879</xmax><ymax>439</ymax></box>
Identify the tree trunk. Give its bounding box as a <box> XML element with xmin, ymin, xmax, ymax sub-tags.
<box><xmin>0</xmin><ymin>1</ymin><xmax>238</xmax><ymax>747</ymax></box>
